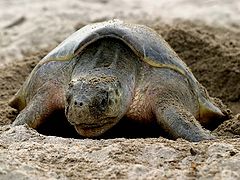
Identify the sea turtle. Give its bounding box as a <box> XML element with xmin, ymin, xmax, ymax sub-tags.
<box><xmin>9</xmin><ymin>19</ymin><xmax>225</xmax><ymax>142</ymax></box>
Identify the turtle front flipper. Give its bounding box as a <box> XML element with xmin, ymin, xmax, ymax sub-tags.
<box><xmin>155</xmin><ymin>102</ymin><xmax>215</xmax><ymax>142</ymax></box>
<box><xmin>12</xmin><ymin>83</ymin><xmax>64</xmax><ymax>129</ymax></box>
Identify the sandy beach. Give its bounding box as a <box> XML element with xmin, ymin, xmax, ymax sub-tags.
<box><xmin>0</xmin><ymin>0</ymin><xmax>240</xmax><ymax>179</ymax></box>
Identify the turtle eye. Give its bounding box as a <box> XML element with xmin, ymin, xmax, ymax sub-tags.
<box><xmin>115</xmin><ymin>89</ymin><xmax>120</xmax><ymax>96</ymax></box>
<box><xmin>97</xmin><ymin>90</ymin><xmax>109</xmax><ymax>110</ymax></box>
<box><xmin>100</xmin><ymin>97</ymin><xmax>108</xmax><ymax>107</ymax></box>
<box><xmin>108</xmin><ymin>99</ymin><xmax>114</xmax><ymax>106</ymax></box>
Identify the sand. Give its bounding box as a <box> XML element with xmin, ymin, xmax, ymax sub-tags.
<box><xmin>0</xmin><ymin>0</ymin><xmax>240</xmax><ymax>179</ymax></box>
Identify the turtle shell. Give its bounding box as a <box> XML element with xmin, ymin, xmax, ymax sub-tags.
<box><xmin>11</xmin><ymin>19</ymin><xmax>223</xmax><ymax>118</ymax></box>
<box><xmin>39</xmin><ymin>19</ymin><xmax>222</xmax><ymax>118</ymax></box>
<box><xmin>41</xmin><ymin>19</ymin><xmax>189</xmax><ymax>75</ymax></box>
<box><xmin>40</xmin><ymin>19</ymin><xmax>200</xmax><ymax>95</ymax></box>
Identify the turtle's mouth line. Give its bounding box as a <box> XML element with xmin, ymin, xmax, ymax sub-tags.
<box><xmin>74</xmin><ymin>121</ymin><xmax>117</xmax><ymax>137</ymax></box>
<box><xmin>77</xmin><ymin>121</ymin><xmax>112</xmax><ymax>129</ymax></box>
<box><xmin>75</xmin><ymin>116</ymin><xmax>118</xmax><ymax>128</ymax></box>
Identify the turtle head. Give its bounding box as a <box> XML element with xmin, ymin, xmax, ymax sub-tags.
<box><xmin>65</xmin><ymin>75</ymin><xmax>128</xmax><ymax>137</ymax></box>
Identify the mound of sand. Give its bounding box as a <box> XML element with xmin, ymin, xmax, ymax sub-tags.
<box><xmin>0</xmin><ymin>125</ymin><xmax>240</xmax><ymax>179</ymax></box>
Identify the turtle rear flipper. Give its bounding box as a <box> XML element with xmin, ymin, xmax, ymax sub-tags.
<box><xmin>8</xmin><ymin>89</ymin><xmax>26</xmax><ymax>111</ymax></box>
<box><xmin>198</xmin><ymin>95</ymin><xmax>226</xmax><ymax>129</ymax></box>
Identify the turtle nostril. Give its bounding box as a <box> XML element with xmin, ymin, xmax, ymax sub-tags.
<box><xmin>74</xmin><ymin>101</ymin><xmax>83</xmax><ymax>106</ymax></box>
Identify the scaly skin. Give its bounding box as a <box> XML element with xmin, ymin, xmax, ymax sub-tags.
<box><xmin>126</xmin><ymin>67</ymin><xmax>214</xmax><ymax>142</ymax></box>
